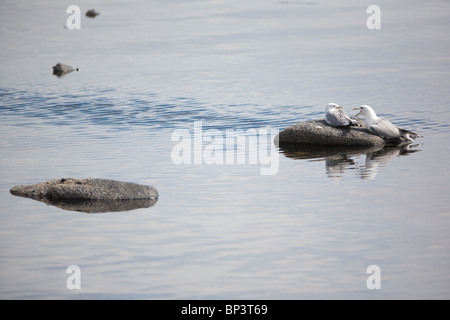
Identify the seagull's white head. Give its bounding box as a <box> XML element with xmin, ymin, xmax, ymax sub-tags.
<box><xmin>353</xmin><ymin>105</ymin><xmax>377</xmax><ymax>119</ymax></box>
<box><xmin>326</xmin><ymin>103</ymin><xmax>341</xmax><ymax>113</ymax></box>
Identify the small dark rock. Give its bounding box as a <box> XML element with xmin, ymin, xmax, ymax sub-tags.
<box><xmin>52</xmin><ymin>63</ymin><xmax>78</xmax><ymax>77</ymax></box>
<box><xmin>86</xmin><ymin>9</ymin><xmax>100</xmax><ymax>18</ymax></box>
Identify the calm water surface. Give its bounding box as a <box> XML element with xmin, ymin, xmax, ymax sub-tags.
<box><xmin>1</xmin><ymin>0</ymin><xmax>450</xmax><ymax>299</ymax></box>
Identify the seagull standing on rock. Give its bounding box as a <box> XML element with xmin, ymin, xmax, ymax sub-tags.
<box><xmin>324</xmin><ymin>103</ymin><xmax>360</xmax><ymax>127</ymax></box>
<box><xmin>353</xmin><ymin>105</ymin><xmax>423</xmax><ymax>143</ymax></box>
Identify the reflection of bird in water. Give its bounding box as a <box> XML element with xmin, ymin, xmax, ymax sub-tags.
<box><xmin>325</xmin><ymin>155</ymin><xmax>356</xmax><ymax>178</ymax></box>
<box><xmin>325</xmin><ymin>103</ymin><xmax>360</xmax><ymax>127</ymax></box>
<box><xmin>358</xmin><ymin>144</ymin><xmax>421</xmax><ymax>180</ymax></box>
<box><xmin>278</xmin><ymin>142</ymin><xmax>421</xmax><ymax>179</ymax></box>
<box><xmin>353</xmin><ymin>105</ymin><xmax>422</xmax><ymax>143</ymax></box>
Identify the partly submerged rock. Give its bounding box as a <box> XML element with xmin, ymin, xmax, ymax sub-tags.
<box><xmin>52</xmin><ymin>63</ymin><xmax>78</xmax><ymax>77</ymax></box>
<box><xmin>276</xmin><ymin>119</ymin><xmax>386</xmax><ymax>147</ymax></box>
<box><xmin>10</xmin><ymin>178</ymin><xmax>158</xmax><ymax>213</ymax></box>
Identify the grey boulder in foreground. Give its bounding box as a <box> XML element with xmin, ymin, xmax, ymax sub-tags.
<box><xmin>10</xmin><ymin>178</ymin><xmax>158</xmax><ymax>213</ymax></box>
<box><xmin>276</xmin><ymin>119</ymin><xmax>389</xmax><ymax>147</ymax></box>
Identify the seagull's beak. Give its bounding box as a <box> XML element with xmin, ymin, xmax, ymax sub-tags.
<box><xmin>337</xmin><ymin>106</ymin><xmax>343</xmax><ymax>109</ymax></box>
<box><xmin>352</xmin><ymin>107</ymin><xmax>361</xmax><ymax>117</ymax></box>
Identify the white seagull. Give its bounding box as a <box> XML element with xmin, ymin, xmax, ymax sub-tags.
<box><xmin>324</xmin><ymin>103</ymin><xmax>359</xmax><ymax>127</ymax></box>
<box><xmin>353</xmin><ymin>105</ymin><xmax>422</xmax><ymax>143</ymax></box>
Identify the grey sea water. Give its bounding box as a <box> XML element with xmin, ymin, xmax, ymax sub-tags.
<box><xmin>0</xmin><ymin>0</ymin><xmax>449</xmax><ymax>299</ymax></box>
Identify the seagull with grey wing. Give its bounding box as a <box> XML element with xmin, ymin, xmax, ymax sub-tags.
<box><xmin>324</xmin><ymin>103</ymin><xmax>360</xmax><ymax>127</ymax></box>
<box><xmin>353</xmin><ymin>105</ymin><xmax>423</xmax><ymax>143</ymax></box>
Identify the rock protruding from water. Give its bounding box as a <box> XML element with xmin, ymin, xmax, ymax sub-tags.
<box><xmin>52</xmin><ymin>63</ymin><xmax>78</xmax><ymax>77</ymax></box>
<box><xmin>10</xmin><ymin>178</ymin><xmax>158</xmax><ymax>213</ymax></box>
<box><xmin>276</xmin><ymin>119</ymin><xmax>386</xmax><ymax>147</ymax></box>
<box><xmin>86</xmin><ymin>9</ymin><xmax>100</xmax><ymax>18</ymax></box>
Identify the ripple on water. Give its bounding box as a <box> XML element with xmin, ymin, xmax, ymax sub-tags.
<box><xmin>1</xmin><ymin>84</ymin><xmax>447</xmax><ymax>136</ymax></box>
<box><xmin>1</xmin><ymin>86</ymin><xmax>317</xmax><ymax>132</ymax></box>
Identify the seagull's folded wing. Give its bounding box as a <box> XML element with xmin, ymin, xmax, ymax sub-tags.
<box><xmin>369</xmin><ymin>119</ymin><xmax>400</xmax><ymax>139</ymax></box>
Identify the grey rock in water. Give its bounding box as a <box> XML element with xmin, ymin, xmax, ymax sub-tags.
<box><xmin>52</xmin><ymin>63</ymin><xmax>78</xmax><ymax>77</ymax></box>
<box><xmin>276</xmin><ymin>119</ymin><xmax>387</xmax><ymax>147</ymax></box>
<box><xmin>10</xmin><ymin>178</ymin><xmax>158</xmax><ymax>213</ymax></box>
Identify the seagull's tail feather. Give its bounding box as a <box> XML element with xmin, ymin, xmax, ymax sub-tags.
<box><xmin>399</xmin><ymin>128</ymin><xmax>423</xmax><ymax>140</ymax></box>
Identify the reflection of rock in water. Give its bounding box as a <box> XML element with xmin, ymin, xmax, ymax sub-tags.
<box><xmin>278</xmin><ymin>143</ymin><xmax>421</xmax><ymax>179</ymax></box>
<box><xmin>10</xmin><ymin>178</ymin><xmax>159</xmax><ymax>213</ymax></box>
<box><xmin>278</xmin><ymin>143</ymin><xmax>383</xmax><ymax>160</ymax></box>
<box><xmin>42</xmin><ymin>198</ymin><xmax>158</xmax><ymax>214</ymax></box>
<box><xmin>278</xmin><ymin>143</ymin><xmax>383</xmax><ymax>178</ymax></box>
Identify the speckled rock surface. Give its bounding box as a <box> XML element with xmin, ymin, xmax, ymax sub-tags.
<box><xmin>10</xmin><ymin>178</ymin><xmax>158</xmax><ymax>201</ymax></box>
<box><xmin>10</xmin><ymin>178</ymin><xmax>159</xmax><ymax>213</ymax></box>
<box><xmin>275</xmin><ymin>119</ymin><xmax>386</xmax><ymax>147</ymax></box>
<box><xmin>52</xmin><ymin>63</ymin><xmax>78</xmax><ymax>76</ymax></box>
